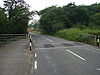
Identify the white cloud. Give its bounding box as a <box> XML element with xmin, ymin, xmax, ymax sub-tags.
<box><xmin>25</xmin><ymin>0</ymin><xmax>100</xmax><ymax>11</ymax></box>
<box><xmin>0</xmin><ymin>0</ymin><xmax>100</xmax><ymax>11</ymax></box>
<box><xmin>0</xmin><ymin>0</ymin><xmax>4</xmax><ymax>7</ymax></box>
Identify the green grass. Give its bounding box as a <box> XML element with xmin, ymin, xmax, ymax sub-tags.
<box><xmin>83</xmin><ymin>29</ymin><xmax>100</xmax><ymax>35</ymax></box>
<box><xmin>53</xmin><ymin>28</ymin><xmax>100</xmax><ymax>42</ymax></box>
<box><xmin>54</xmin><ymin>28</ymin><xmax>82</xmax><ymax>41</ymax></box>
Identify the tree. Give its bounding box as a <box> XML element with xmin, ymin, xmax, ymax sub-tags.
<box><xmin>28</xmin><ymin>20</ymin><xmax>39</xmax><ymax>29</ymax></box>
<box><xmin>11</xmin><ymin>6</ymin><xmax>31</xmax><ymax>33</ymax></box>
<box><xmin>38</xmin><ymin>6</ymin><xmax>69</xmax><ymax>34</ymax></box>
<box><xmin>90</xmin><ymin>13</ymin><xmax>100</xmax><ymax>26</ymax></box>
<box><xmin>63</xmin><ymin>4</ymin><xmax>89</xmax><ymax>27</ymax></box>
<box><xmin>3</xmin><ymin>0</ymin><xmax>32</xmax><ymax>34</ymax></box>
<box><xmin>0</xmin><ymin>7</ymin><xmax>8</xmax><ymax>33</ymax></box>
<box><xmin>4</xmin><ymin>0</ymin><xmax>29</xmax><ymax>20</ymax></box>
<box><xmin>90</xmin><ymin>3</ymin><xmax>100</xmax><ymax>15</ymax></box>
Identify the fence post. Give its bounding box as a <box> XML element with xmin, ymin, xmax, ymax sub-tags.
<box><xmin>95</xmin><ymin>35</ymin><xmax>97</xmax><ymax>45</ymax></box>
<box><xmin>26</xmin><ymin>34</ymin><xmax>27</xmax><ymax>39</ymax></box>
<box><xmin>11</xmin><ymin>35</ymin><xmax>13</xmax><ymax>40</ymax></box>
<box><xmin>96</xmin><ymin>35</ymin><xmax>100</xmax><ymax>46</ymax></box>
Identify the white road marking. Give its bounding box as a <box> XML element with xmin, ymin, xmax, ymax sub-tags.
<box><xmin>30</xmin><ymin>63</ymin><xmax>34</xmax><ymax>74</ymax></box>
<box><xmin>35</xmin><ymin>53</ymin><xmax>37</xmax><ymax>57</ymax></box>
<box><xmin>42</xmin><ymin>37</ymin><xmax>45</xmax><ymax>39</ymax></box>
<box><xmin>45</xmin><ymin>38</ymin><xmax>53</xmax><ymax>42</ymax></box>
<box><xmin>67</xmin><ymin>49</ymin><xmax>86</xmax><ymax>61</ymax></box>
<box><xmin>31</xmin><ymin>65</ymin><xmax>33</xmax><ymax>72</ymax></box>
<box><xmin>42</xmin><ymin>37</ymin><xmax>53</xmax><ymax>42</ymax></box>
<box><xmin>96</xmin><ymin>68</ymin><xmax>100</xmax><ymax>70</ymax></box>
<box><xmin>34</xmin><ymin>61</ymin><xmax>37</xmax><ymax>69</ymax></box>
<box><xmin>34</xmin><ymin>40</ymin><xmax>36</xmax><ymax>43</ymax></box>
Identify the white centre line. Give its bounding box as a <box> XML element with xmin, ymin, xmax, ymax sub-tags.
<box><xmin>34</xmin><ymin>40</ymin><xmax>36</xmax><ymax>43</ymax></box>
<box><xmin>67</xmin><ymin>49</ymin><xmax>86</xmax><ymax>61</ymax></box>
<box><xmin>46</xmin><ymin>38</ymin><xmax>53</xmax><ymax>42</ymax></box>
<box><xmin>42</xmin><ymin>37</ymin><xmax>45</xmax><ymax>39</ymax></box>
<box><xmin>42</xmin><ymin>37</ymin><xmax>53</xmax><ymax>42</ymax></box>
<box><xmin>96</xmin><ymin>68</ymin><xmax>100</xmax><ymax>70</ymax></box>
<box><xmin>35</xmin><ymin>53</ymin><xmax>37</xmax><ymax>57</ymax></box>
<box><xmin>34</xmin><ymin>61</ymin><xmax>37</xmax><ymax>69</ymax></box>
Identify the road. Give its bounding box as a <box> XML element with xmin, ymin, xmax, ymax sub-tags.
<box><xmin>30</xmin><ymin>33</ymin><xmax>100</xmax><ymax>75</ymax></box>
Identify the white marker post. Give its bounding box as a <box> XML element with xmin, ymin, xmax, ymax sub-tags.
<box><xmin>29</xmin><ymin>35</ymin><xmax>32</xmax><ymax>51</ymax></box>
<box><xmin>97</xmin><ymin>36</ymin><xmax>100</xmax><ymax>46</ymax></box>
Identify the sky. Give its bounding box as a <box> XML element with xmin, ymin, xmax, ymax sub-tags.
<box><xmin>0</xmin><ymin>0</ymin><xmax>100</xmax><ymax>20</ymax></box>
<box><xmin>0</xmin><ymin>0</ymin><xmax>100</xmax><ymax>11</ymax></box>
<box><xmin>26</xmin><ymin>0</ymin><xmax>100</xmax><ymax>11</ymax></box>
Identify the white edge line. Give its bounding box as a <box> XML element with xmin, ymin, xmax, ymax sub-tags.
<box><xmin>42</xmin><ymin>36</ymin><xmax>46</xmax><ymax>39</ymax></box>
<box><xmin>31</xmin><ymin>65</ymin><xmax>33</xmax><ymax>71</ymax></box>
<box><xmin>30</xmin><ymin>63</ymin><xmax>34</xmax><ymax>74</ymax></box>
<box><xmin>67</xmin><ymin>49</ymin><xmax>86</xmax><ymax>61</ymax></box>
<box><xmin>35</xmin><ymin>53</ymin><xmax>37</xmax><ymax>57</ymax></box>
<box><xmin>34</xmin><ymin>61</ymin><xmax>37</xmax><ymax>69</ymax></box>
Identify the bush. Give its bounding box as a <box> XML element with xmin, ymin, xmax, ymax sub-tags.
<box><xmin>54</xmin><ymin>28</ymin><xmax>100</xmax><ymax>41</ymax></box>
<box><xmin>54</xmin><ymin>28</ymin><xmax>82</xmax><ymax>40</ymax></box>
<box><xmin>83</xmin><ymin>29</ymin><xmax>100</xmax><ymax>35</ymax></box>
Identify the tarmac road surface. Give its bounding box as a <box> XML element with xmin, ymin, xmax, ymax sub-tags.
<box><xmin>30</xmin><ymin>33</ymin><xmax>100</xmax><ymax>75</ymax></box>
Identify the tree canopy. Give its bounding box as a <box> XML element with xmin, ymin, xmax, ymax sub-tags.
<box><xmin>0</xmin><ymin>0</ymin><xmax>33</xmax><ymax>34</ymax></box>
<box><xmin>37</xmin><ymin>3</ymin><xmax>100</xmax><ymax>34</ymax></box>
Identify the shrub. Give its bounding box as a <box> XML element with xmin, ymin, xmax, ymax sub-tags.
<box><xmin>54</xmin><ymin>28</ymin><xmax>100</xmax><ymax>41</ymax></box>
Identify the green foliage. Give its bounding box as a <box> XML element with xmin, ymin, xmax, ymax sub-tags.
<box><xmin>38</xmin><ymin>3</ymin><xmax>100</xmax><ymax>34</ymax></box>
<box><xmin>39</xmin><ymin>6</ymin><xmax>67</xmax><ymax>34</ymax></box>
<box><xmin>55</xmin><ymin>28</ymin><xmax>82</xmax><ymax>40</ymax></box>
<box><xmin>90</xmin><ymin>13</ymin><xmax>100</xmax><ymax>26</ymax></box>
<box><xmin>0</xmin><ymin>0</ymin><xmax>33</xmax><ymax>34</ymax></box>
<box><xmin>0</xmin><ymin>8</ymin><xmax>8</xmax><ymax>33</ymax></box>
<box><xmin>28</xmin><ymin>20</ymin><xmax>40</xmax><ymax>29</ymax></box>
<box><xmin>10</xmin><ymin>6</ymin><xmax>31</xmax><ymax>33</ymax></box>
<box><xmin>54</xmin><ymin>28</ymin><xmax>100</xmax><ymax>41</ymax></box>
<box><xmin>83</xmin><ymin>29</ymin><xmax>100</xmax><ymax>35</ymax></box>
<box><xmin>90</xmin><ymin>3</ymin><xmax>100</xmax><ymax>15</ymax></box>
<box><xmin>63</xmin><ymin>4</ymin><xmax>89</xmax><ymax>26</ymax></box>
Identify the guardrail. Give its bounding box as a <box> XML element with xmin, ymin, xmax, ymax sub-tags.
<box><xmin>77</xmin><ymin>34</ymin><xmax>100</xmax><ymax>46</ymax></box>
<box><xmin>0</xmin><ymin>34</ymin><xmax>28</xmax><ymax>44</ymax></box>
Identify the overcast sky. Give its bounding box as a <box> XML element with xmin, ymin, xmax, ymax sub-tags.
<box><xmin>0</xmin><ymin>0</ymin><xmax>100</xmax><ymax>11</ymax></box>
<box><xmin>0</xmin><ymin>0</ymin><xmax>100</xmax><ymax>20</ymax></box>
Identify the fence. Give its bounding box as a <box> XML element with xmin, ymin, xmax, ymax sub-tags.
<box><xmin>0</xmin><ymin>34</ymin><xmax>28</xmax><ymax>45</ymax></box>
<box><xmin>77</xmin><ymin>34</ymin><xmax>100</xmax><ymax>46</ymax></box>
